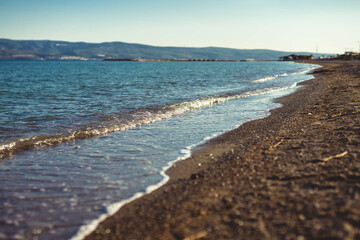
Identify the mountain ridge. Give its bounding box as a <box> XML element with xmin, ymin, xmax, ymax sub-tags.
<box><xmin>0</xmin><ymin>38</ymin><xmax>319</xmax><ymax>60</ymax></box>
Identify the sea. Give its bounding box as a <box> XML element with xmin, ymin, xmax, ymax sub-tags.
<box><xmin>0</xmin><ymin>60</ymin><xmax>319</xmax><ymax>239</ymax></box>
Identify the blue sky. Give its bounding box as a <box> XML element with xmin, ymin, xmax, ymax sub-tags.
<box><xmin>1</xmin><ymin>0</ymin><xmax>359</xmax><ymax>53</ymax></box>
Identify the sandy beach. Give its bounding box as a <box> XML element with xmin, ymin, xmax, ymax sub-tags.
<box><xmin>85</xmin><ymin>60</ymin><xmax>360</xmax><ymax>240</ymax></box>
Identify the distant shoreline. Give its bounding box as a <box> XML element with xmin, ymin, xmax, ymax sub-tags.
<box><xmin>1</xmin><ymin>39</ymin><xmax>326</xmax><ymax>61</ymax></box>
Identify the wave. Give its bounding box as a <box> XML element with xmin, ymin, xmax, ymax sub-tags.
<box><xmin>253</xmin><ymin>72</ymin><xmax>288</xmax><ymax>83</ymax></box>
<box><xmin>0</xmin><ymin>84</ymin><xmax>297</xmax><ymax>160</ymax></box>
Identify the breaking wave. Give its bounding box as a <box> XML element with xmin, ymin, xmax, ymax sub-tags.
<box><xmin>253</xmin><ymin>73</ymin><xmax>288</xmax><ymax>82</ymax></box>
<box><xmin>0</xmin><ymin>84</ymin><xmax>297</xmax><ymax>160</ymax></box>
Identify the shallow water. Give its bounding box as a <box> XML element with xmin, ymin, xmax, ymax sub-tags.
<box><xmin>0</xmin><ymin>61</ymin><xmax>318</xmax><ymax>239</ymax></box>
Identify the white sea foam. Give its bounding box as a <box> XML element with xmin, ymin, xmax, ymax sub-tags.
<box><xmin>253</xmin><ymin>72</ymin><xmax>288</xmax><ymax>83</ymax></box>
<box><xmin>0</xmin><ymin>83</ymin><xmax>301</xmax><ymax>160</ymax></box>
<box><xmin>253</xmin><ymin>63</ymin><xmax>320</xmax><ymax>84</ymax></box>
<box><xmin>292</xmin><ymin>64</ymin><xmax>321</xmax><ymax>75</ymax></box>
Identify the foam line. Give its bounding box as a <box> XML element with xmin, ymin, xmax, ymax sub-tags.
<box><xmin>253</xmin><ymin>73</ymin><xmax>288</xmax><ymax>83</ymax></box>
<box><xmin>0</xmin><ymin>83</ymin><xmax>304</xmax><ymax>160</ymax></box>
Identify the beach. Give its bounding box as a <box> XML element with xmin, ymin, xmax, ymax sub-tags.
<box><xmin>84</xmin><ymin>60</ymin><xmax>360</xmax><ymax>239</ymax></box>
<box><xmin>81</xmin><ymin>61</ymin><xmax>360</xmax><ymax>239</ymax></box>
<box><xmin>83</xmin><ymin>60</ymin><xmax>360</xmax><ymax>240</ymax></box>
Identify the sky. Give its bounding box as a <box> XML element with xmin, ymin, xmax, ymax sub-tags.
<box><xmin>0</xmin><ymin>0</ymin><xmax>359</xmax><ymax>54</ymax></box>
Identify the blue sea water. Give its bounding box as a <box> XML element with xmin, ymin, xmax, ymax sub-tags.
<box><xmin>0</xmin><ymin>60</ymin><xmax>318</xmax><ymax>239</ymax></box>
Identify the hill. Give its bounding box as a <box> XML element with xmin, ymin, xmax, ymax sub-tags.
<box><xmin>0</xmin><ymin>39</ymin><xmax>318</xmax><ymax>61</ymax></box>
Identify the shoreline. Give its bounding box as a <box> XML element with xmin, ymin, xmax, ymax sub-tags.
<box><xmin>84</xmin><ymin>60</ymin><xmax>360</xmax><ymax>239</ymax></box>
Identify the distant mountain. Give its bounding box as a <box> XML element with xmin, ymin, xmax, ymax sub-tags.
<box><xmin>0</xmin><ymin>39</ymin><xmax>319</xmax><ymax>61</ymax></box>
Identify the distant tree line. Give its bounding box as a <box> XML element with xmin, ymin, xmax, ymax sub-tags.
<box><xmin>334</xmin><ymin>52</ymin><xmax>360</xmax><ymax>60</ymax></box>
<box><xmin>279</xmin><ymin>54</ymin><xmax>314</xmax><ymax>61</ymax></box>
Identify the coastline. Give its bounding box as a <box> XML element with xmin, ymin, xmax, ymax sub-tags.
<box><xmin>84</xmin><ymin>60</ymin><xmax>360</xmax><ymax>239</ymax></box>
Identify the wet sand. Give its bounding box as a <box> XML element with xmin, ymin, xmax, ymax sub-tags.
<box><xmin>85</xmin><ymin>60</ymin><xmax>360</xmax><ymax>240</ymax></box>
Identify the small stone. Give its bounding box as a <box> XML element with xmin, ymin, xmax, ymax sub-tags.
<box><xmin>299</xmin><ymin>214</ymin><xmax>306</xmax><ymax>220</ymax></box>
<box><xmin>236</xmin><ymin>220</ymin><xmax>244</xmax><ymax>226</ymax></box>
<box><xmin>200</xmin><ymin>209</ymin><xmax>207</xmax><ymax>216</ymax></box>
